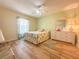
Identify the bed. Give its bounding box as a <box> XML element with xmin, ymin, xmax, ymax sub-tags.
<box><xmin>25</xmin><ymin>31</ymin><xmax>49</xmax><ymax>44</ymax></box>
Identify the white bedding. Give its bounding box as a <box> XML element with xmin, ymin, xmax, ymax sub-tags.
<box><xmin>25</xmin><ymin>31</ymin><xmax>49</xmax><ymax>44</ymax></box>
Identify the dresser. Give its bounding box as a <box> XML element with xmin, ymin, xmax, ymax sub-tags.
<box><xmin>51</xmin><ymin>31</ymin><xmax>76</xmax><ymax>44</ymax></box>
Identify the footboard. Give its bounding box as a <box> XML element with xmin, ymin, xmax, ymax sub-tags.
<box><xmin>25</xmin><ymin>31</ymin><xmax>49</xmax><ymax>44</ymax></box>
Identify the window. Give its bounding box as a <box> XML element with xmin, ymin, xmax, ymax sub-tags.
<box><xmin>17</xmin><ymin>17</ymin><xmax>29</xmax><ymax>35</ymax></box>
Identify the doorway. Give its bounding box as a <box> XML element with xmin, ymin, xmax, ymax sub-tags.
<box><xmin>17</xmin><ymin>17</ymin><xmax>29</xmax><ymax>39</ymax></box>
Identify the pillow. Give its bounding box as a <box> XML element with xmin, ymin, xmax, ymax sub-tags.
<box><xmin>38</xmin><ymin>29</ymin><xmax>45</xmax><ymax>32</ymax></box>
<box><xmin>56</xmin><ymin>28</ymin><xmax>61</xmax><ymax>31</ymax></box>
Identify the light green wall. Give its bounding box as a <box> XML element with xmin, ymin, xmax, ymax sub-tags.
<box><xmin>37</xmin><ymin>7</ymin><xmax>79</xmax><ymax>31</ymax></box>
<box><xmin>37</xmin><ymin>11</ymin><xmax>66</xmax><ymax>31</ymax></box>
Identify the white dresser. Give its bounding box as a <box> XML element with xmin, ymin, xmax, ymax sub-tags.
<box><xmin>51</xmin><ymin>31</ymin><xmax>76</xmax><ymax>44</ymax></box>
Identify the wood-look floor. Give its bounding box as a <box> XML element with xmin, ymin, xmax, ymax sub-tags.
<box><xmin>0</xmin><ymin>39</ymin><xmax>79</xmax><ymax>59</ymax></box>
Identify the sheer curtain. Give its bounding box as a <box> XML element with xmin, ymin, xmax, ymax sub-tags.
<box><xmin>17</xmin><ymin>18</ymin><xmax>29</xmax><ymax>38</ymax></box>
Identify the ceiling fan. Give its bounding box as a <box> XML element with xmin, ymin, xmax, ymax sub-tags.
<box><xmin>34</xmin><ymin>1</ymin><xmax>46</xmax><ymax>16</ymax></box>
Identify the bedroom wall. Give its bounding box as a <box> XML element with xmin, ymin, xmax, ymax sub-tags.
<box><xmin>37</xmin><ymin>11</ymin><xmax>66</xmax><ymax>31</ymax></box>
<box><xmin>62</xmin><ymin>6</ymin><xmax>79</xmax><ymax>32</ymax></box>
<box><xmin>37</xmin><ymin>6</ymin><xmax>79</xmax><ymax>32</ymax></box>
<box><xmin>0</xmin><ymin>6</ymin><xmax>37</xmax><ymax>41</ymax></box>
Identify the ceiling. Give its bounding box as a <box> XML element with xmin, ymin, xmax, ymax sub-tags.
<box><xmin>43</xmin><ymin>0</ymin><xmax>79</xmax><ymax>15</ymax></box>
<box><xmin>0</xmin><ymin>0</ymin><xmax>45</xmax><ymax>17</ymax></box>
<box><xmin>0</xmin><ymin>0</ymin><xmax>79</xmax><ymax>17</ymax></box>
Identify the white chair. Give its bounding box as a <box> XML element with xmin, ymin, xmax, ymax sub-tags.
<box><xmin>0</xmin><ymin>29</ymin><xmax>5</xmax><ymax>43</ymax></box>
